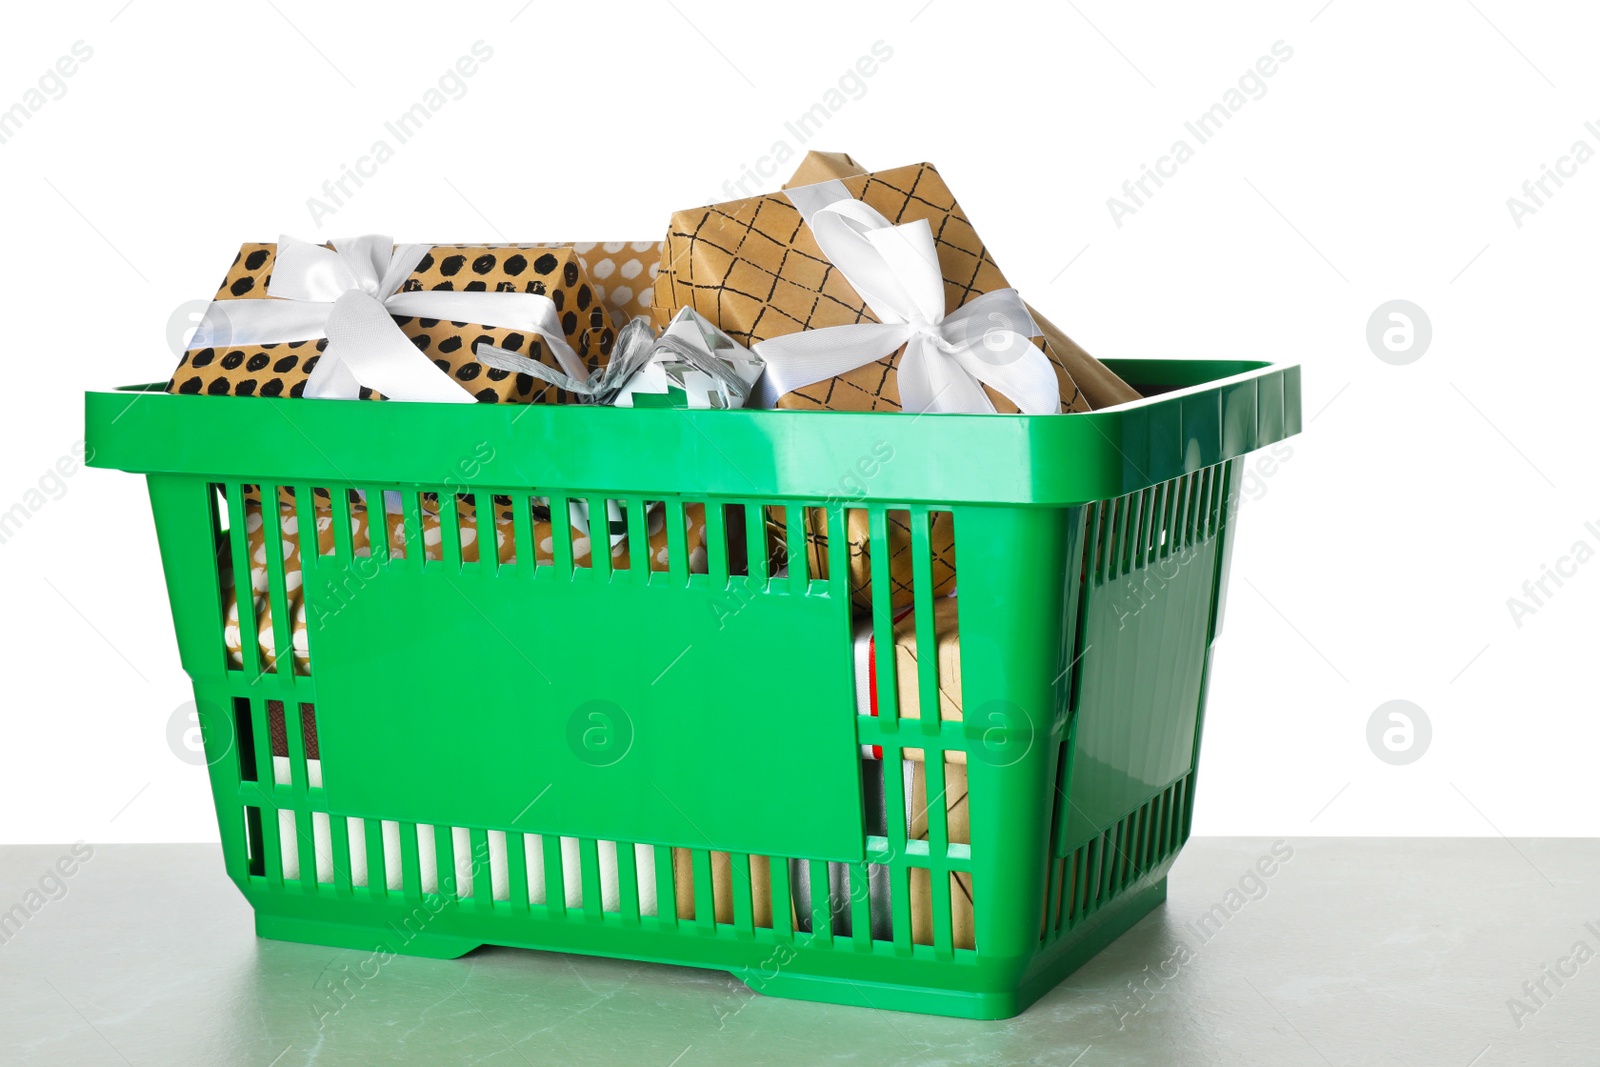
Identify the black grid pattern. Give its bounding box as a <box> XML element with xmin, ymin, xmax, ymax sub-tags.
<box><xmin>654</xmin><ymin>163</ymin><xmax>1084</xmax><ymax>413</ymax></box>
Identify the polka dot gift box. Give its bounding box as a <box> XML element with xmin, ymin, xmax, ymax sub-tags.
<box><xmin>167</xmin><ymin>242</ymin><xmax>622</xmax><ymax>404</ymax></box>
<box><xmin>568</xmin><ymin>240</ymin><xmax>659</xmax><ymax>325</ymax></box>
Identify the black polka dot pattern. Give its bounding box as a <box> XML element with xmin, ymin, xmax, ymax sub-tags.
<box><xmin>171</xmin><ymin>241</ymin><xmax>626</xmax><ymax>403</ymax></box>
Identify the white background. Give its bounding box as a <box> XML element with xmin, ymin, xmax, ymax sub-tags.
<box><xmin>1</xmin><ymin>0</ymin><xmax>1594</xmax><ymax>844</ymax></box>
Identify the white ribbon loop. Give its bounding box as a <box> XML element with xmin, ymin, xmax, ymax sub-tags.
<box><xmin>751</xmin><ymin>195</ymin><xmax>1061</xmax><ymax>415</ymax></box>
<box><xmin>190</xmin><ymin>235</ymin><xmax>586</xmax><ymax>403</ymax></box>
<box><xmin>316</xmin><ymin>289</ymin><xmax>469</xmax><ymax>403</ymax></box>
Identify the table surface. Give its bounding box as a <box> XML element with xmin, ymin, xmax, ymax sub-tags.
<box><xmin>0</xmin><ymin>838</ymin><xmax>1593</xmax><ymax>1066</ymax></box>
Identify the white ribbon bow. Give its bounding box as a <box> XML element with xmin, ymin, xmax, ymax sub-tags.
<box><xmin>750</xmin><ymin>196</ymin><xmax>1061</xmax><ymax>415</ymax></box>
<box><xmin>191</xmin><ymin>234</ymin><xmax>587</xmax><ymax>402</ymax></box>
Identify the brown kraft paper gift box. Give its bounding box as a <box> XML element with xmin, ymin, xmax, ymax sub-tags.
<box><xmin>652</xmin><ymin>160</ymin><xmax>1105</xmax><ymax>610</ymax></box>
<box><xmin>781</xmin><ymin>151</ymin><xmax>1143</xmax><ymax>412</ymax></box>
<box><xmin>168</xmin><ymin>242</ymin><xmax>616</xmax><ymax>403</ymax></box>
<box><xmin>651</xmin><ymin>159</ymin><xmax>1090</xmax><ymax>414</ymax></box>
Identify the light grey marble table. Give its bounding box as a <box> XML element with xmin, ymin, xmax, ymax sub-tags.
<box><xmin>0</xmin><ymin>839</ymin><xmax>1593</xmax><ymax>1065</ymax></box>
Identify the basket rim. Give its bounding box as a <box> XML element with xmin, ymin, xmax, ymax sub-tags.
<box><xmin>85</xmin><ymin>358</ymin><xmax>1300</xmax><ymax>506</ymax></box>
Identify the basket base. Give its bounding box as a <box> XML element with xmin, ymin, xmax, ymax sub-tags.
<box><xmin>737</xmin><ymin>876</ymin><xmax>1168</xmax><ymax>1020</ymax></box>
<box><xmin>255</xmin><ymin>912</ymin><xmax>481</xmax><ymax>960</ymax></box>
<box><xmin>248</xmin><ymin>876</ymin><xmax>1167</xmax><ymax>1018</ymax></box>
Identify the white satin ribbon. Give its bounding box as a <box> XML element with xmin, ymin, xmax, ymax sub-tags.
<box><xmin>750</xmin><ymin>193</ymin><xmax>1060</xmax><ymax>415</ymax></box>
<box><xmin>191</xmin><ymin>234</ymin><xmax>586</xmax><ymax>402</ymax></box>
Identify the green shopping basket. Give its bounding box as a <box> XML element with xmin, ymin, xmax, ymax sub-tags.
<box><xmin>85</xmin><ymin>357</ymin><xmax>1299</xmax><ymax>1020</ymax></box>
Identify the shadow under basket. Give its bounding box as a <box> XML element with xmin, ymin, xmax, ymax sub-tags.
<box><xmin>86</xmin><ymin>357</ymin><xmax>1300</xmax><ymax>1020</ymax></box>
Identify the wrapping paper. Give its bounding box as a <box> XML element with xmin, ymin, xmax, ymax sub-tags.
<box><xmin>661</xmin><ymin>159</ymin><xmax>1077</xmax><ymax>608</ymax></box>
<box><xmin>707</xmin><ymin>154</ymin><xmax>1138</xmax><ymax>609</ymax></box>
<box><xmin>223</xmin><ymin>487</ymin><xmax>708</xmax><ymax>673</ymax></box>
<box><xmin>778</xmin><ymin>151</ymin><xmax>1142</xmax><ymax>411</ymax></box>
<box><xmin>569</xmin><ymin>241</ymin><xmax>660</xmax><ymax>325</ymax></box>
<box><xmin>910</xmin><ymin>758</ymin><xmax>972</xmax><ymax>949</ymax></box>
<box><xmin>670</xmin><ymin>851</ymin><xmax>774</xmax><ymax>927</ymax></box>
<box><xmin>168</xmin><ymin>242</ymin><xmax>616</xmax><ymax>403</ymax></box>
<box><xmin>613</xmin><ymin>308</ymin><xmax>764</xmax><ymax>410</ymax></box>
<box><xmin>477</xmin><ymin>308</ymin><xmax>763</xmax><ymax>410</ymax></box>
<box><xmin>651</xmin><ymin>160</ymin><xmax>1089</xmax><ymax>415</ymax></box>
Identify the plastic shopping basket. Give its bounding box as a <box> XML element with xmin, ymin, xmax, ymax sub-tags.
<box><xmin>85</xmin><ymin>357</ymin><xmax>1299</xmax><ymax>1020</ymax></box>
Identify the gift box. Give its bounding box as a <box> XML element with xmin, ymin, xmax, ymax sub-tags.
<box><xmin>653</xmin><ymin>161</ymin><xmax>1097</xmax><ymax>609</ymax></box>
<box><xmin>651</xmin><ymin>159</ymin><xmax>1090</xmax><ymax>415</ymax></box>
<box><xmin>569</xmin><ymin>241</ymin><xmax>660</xmax><ymax>326</ymax></box>
<box><xmin>777</xmin><ymin>152</ymin><xmax>1141</xmax><ymax>411</ymax></box>
<box><xmin>168</xmin><ymin>239</ymin><xmax>617</xmax><ymax>404</ymax></box>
